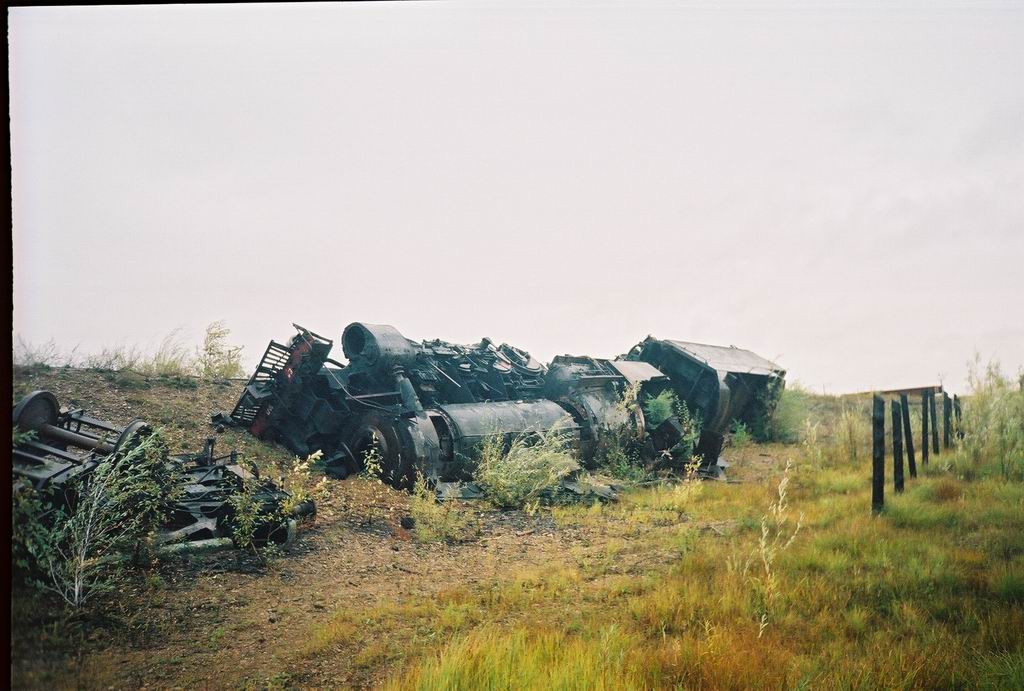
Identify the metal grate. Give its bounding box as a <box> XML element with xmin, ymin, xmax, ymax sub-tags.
<box><xmin>229</xmin><ymin>340</ymin><xmax>292</xmax><ymax>425</ymax></box>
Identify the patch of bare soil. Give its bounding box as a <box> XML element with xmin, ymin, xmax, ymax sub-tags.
<box><xmin>721</xmin><ymin>442</ymin><xmax>791</xmax><ymax>484</ymax></box>
<box><xmin>10</xmin><ymin>367</ymin><xmax>784</xmax><ymax>690</ymax></box>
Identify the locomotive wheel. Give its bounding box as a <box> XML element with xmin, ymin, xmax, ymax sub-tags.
<box><xmin>12</xmin><ymin>390</ymin><xmax>60</xmax><ymax>432</ymax></box>
<box><xmin>347</xmin><ymin>413</ymin><xmax>416</xmax><ymax>489</ymax></box>
<box><xmin>112</xmin><ymin>419</ymin><xmax>152</xmax><ymax>456</ymax></box>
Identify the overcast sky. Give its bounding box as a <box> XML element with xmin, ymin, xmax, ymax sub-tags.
<box><xmin>10</xmin><ymin>2</ymin><xmax>1023</xmax><ymax>394</ymax></box>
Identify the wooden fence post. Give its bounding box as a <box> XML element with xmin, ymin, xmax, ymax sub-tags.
<box><xmin>930</xmin><ymin>390</ymin><xmax>940</xmax><ymax>455</ymax></box>
<box><xmin>943</xmin><ymin>392</ymin><xmax>952</xmax><ymax>449</ymax></box>
<box><xmin>872</xmin><ymin>395</ymin><xmax>885</xmax><ymax>514</ymax></box>
<box><xmin>921</xmin><ymin>390</ymin><xmax>929</xmax><ymax>466</ymax></box>
<box><xmin>954</xmin><ymin>394</ymin><xmax>963</xmax><ymax>439</ymax></box>
<box><xmin>901</xmin><ymin>393</ymin><xmax>917</xmax><ymax>478</ymax></box>
<box><xmin>891</xmin><ymin>399</ymin><xmax>904</xmax><ymax>493</ymax></box>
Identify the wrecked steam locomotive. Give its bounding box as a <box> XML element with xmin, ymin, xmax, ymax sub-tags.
<box><xmin>222</xmin><ymin>323</ymin><xmax>785</xmax><ymax>488</ymax></box>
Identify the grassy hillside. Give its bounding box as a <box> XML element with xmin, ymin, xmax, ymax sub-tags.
<box><xmin>10</xmin><ymin>365</ymin><xmax>1024</xmax><ymax>689</ymax></box>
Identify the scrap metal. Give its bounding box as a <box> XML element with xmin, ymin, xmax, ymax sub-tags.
<box><xmin>622</xmin><ymin>338</ymin><xmax>786</xmax><ymax>475</ymax></box>
<box><xmin>12</xmin><ymin>390</ymin><xmax>311</xmax><ymax>549</ymax></box>
<box><xmin>222</xmin><ymin>322</ymin><xmax>786</xmax><ymax>488</ymax></box>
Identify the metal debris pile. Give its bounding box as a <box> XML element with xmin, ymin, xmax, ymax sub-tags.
<box><xmin>219</xmin><ymin>322</ymin><xmax>786</xmax><ymax>489</ymax></box>
<box><xmin>12</xmin><ymin>390</ymin><xmax>313</xmax><ymax>552</ymax></box>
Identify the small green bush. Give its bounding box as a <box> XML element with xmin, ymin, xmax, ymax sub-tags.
<box><xmin>227</xmin><ymin>476</ymin><xmax>266</xmax><ymax>554</ymax></box>
<box><xmin>409</xmin><ymin>474</ymin><xmax>472</xmax><ymax>543</ymax></box>
<box><xmin>729</xmin><ymin>420</ymin><xmax>751</xmax><ymax>449</ymax></box>
<box><xmin>474</xmin><ymin>430</ymin><xmax>579</xmax><ymax>510</ymax></box>
<box><xmin>196</xmin><ymin>320</ymin><xmax>245</xmax><ymax>380</ymax></box>
<box><xmin>671</xmin><ymin>400</ymin><xmax>701</xmax><ymax>461</ymax></box>
<box><xmin>768</xmin><ymin>383</ymin><xmax>812</xmax><ymax>443</ymax></box>
<box><xmin>280</xmin><ymin>451</ymin><xmax>328</xmax><ymax>517</ymax></box>
<box><xmin>952</xmin><ymin>358</ymin><xmax>1024</xmax><ymax>481</ymax></box>
<box><xmin>594</xmin><ymin>388</ymin><xmax>649</xmax><ymax>482</ymax></box>
<box><xmin>600</xmin><ymin>388</ymin><xmax>700</xmax><ymax>478</ymax></box>
<box><xmin>13</xmin><ymin>428</ymin><xmax>178</xmax><ymax>608</ymax></box>
<box><xmin>597</xmin><ymin>439</ymin><xmax>650</xmax><ymax>483</ymax></box>
<box><xmin>643</xmin><ymin>390</ymin><xmax>679</xmax><ymax>427</ymax></box>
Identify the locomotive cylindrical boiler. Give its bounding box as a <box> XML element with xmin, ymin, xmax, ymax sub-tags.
<box><xmin>435</xmin><ymin>400</ymin><xmax>580</xmax><ymax>474</ymax></box>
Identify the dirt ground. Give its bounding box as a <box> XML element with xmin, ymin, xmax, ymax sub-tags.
<box><xmin>10</xmin><ymin>367</ymin><xmax>782</xmax><ymax>690</ymax></box>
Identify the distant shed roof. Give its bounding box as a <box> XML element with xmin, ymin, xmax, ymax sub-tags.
<box><xmin>663</xmin><ymin>340</ymin><xmax>782</xmax><ymax>376</ymax></box>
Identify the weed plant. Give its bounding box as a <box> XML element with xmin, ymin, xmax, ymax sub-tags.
<box><xmin>12</xmin><ymin>429</ymin><xmax>178</xmax><ymax>608</ymax></box>
<box><xmin>409</xmin><ymin>474</ymin><xmax>473</xmax><ymax>543</ymax></box>
<box><xmin>729</xmin><ymin>420</ymin><xmax>751</xmax><ymax>449</ymax></box>
<box><xmin>768</xmin><ymin>383</ymin><xmax>812</xmax><ymax>443</ymax></box>
<box><xmin>13</xmin><ymin>320</ymin><xmax>246</xmax><ymax>381</ymax></box>
<box><xmin>474</xmin><ymin>430</ymin><xmax>579</xmax><ymax>510</ymax></box>
<box><xmin>952</xmin><ymin>358</ymin><xmax>1024</xmax><ymax>481</ymax></box>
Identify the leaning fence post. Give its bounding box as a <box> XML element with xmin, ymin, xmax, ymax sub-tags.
<box><xmin>943</xmin><ymin>392</ymin><xmax>952</xmax><ymax>448</ymax></box>
<box><xmin>930</xmin><ymin>389</ymin><xmax>940</xmax><ymax>455</ymax></box>
<box><xmin>891</xmin><ymin>399</ymin><xmax>904</xmax><ymax>493</ymax></box>
<box><xmin>921</xmin><ymin>390</ymin><xmax>930</xmax><ymax>466</ymax></box>
<box><xmin>900</xmin><ymin>393</ymin><xmax>916</xmax><ymax>478</ymax></box>
<box><xmin>872</xmin><ymin>395</ymin><xmax>885</xmax><ymax>514</ymax></box>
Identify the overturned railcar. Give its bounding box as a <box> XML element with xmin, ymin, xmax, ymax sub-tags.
<box><xmin>623</xmin><ymin>338</ymin><xmax>786</xmax><ymax>468</ymax></box>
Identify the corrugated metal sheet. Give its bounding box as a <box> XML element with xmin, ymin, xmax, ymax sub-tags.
<box><xmin>663</xmin><ymin>340</ymin><xmax>782</xmax><ymax>376</ymax></box>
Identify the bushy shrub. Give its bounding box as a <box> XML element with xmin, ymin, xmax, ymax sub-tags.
<box><xmin>13</xmin><ymin>429</ymin><xmax>178</xmax><ymax>608</ymax></box>
<box><xmin>768</xmin><ymin>383</ymin><xmax>812</xmax><ymax>443</ymax></box>
<box><xmin>596</xmin><ymin>435</ymin><xmax>650</xmax><ymax>483</ymax></box>
<box><xmin>952</xmin><ymin>358</ymin><xmax>1024</xmax><ymax>481</ymax></box>
<box><xmin>280</xmin><ymin>450</ymin><xmax>328</xmax><ymax>517</ymax></box>
<box><xmin>643</xmin><ymin>390</ymin><xmax>701</xmax><ymax>455</ymax></box>
<box><xmin>409</xmin><ymin>474</ymin><xmax>472</xmax><ymax>543</ymax></box>
<box><xmin>593</xmin><ymin>383</ymin><xmax>646</xmax><ymax>481</ymax></box>
<box><xmin>598</xmin><ymin>388</ymin><xmax>700</xmax><ymax>479</ymax></box>
<box><xmin>474</xmin><ymin>430</ymin><xmax>579</xmax><ymax>510</ymax></box>
<box><xmin>672</xmin><ymin>400</ymin><xmax>701</xmax><ymax>461</ymax></box>
<box><xmin>643</xmin><ymin>390</ymin><xmax>678</xmax><ymax>427</ymax></box>
<box><xmin>227</xmin><ymin>476</ymin><xmax>265</xmax><ymax>554</ymax></box>
<box><xmin>195</xmin><ymin>320</ymin><xmax>245</xmax><ymax>380</ymax></box>
<box><xmin>729</xmin><ymin>420</ymin><xmax>751</xmax><ymax>449</ymax></box>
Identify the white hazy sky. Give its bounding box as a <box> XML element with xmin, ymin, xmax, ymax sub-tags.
<box><xmin>10</xmin><ymin>2</ymin><xmax>1024</xmax><ymax>394</ymax></box>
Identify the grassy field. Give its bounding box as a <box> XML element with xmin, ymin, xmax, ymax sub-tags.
<box><xmin>382</xmin><ymin>461</ymin><xmax>1024</xmax><ymax>689</ymax></box>
<box><xmin>10</xmin><ymin>365</ymin><xmax>1024</xmax><ymax>689</ymax></box>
